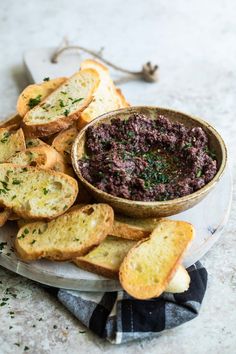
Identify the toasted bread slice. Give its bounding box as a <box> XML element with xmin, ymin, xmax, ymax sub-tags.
<box><xmin>15</xmin><ymin>204</ymin><xmax>114</xmax><ymax>261</ymax></box>
<box><xmin>111</xmin><ymin>216</ymin><xmax>161</xmax><ymax>240</ymax></box>
<box><xmin>0</xmin><ymin>164</ymin><xmax>78</xmax><ymax>219</ymax></box>
<box><xmin>74</xmin><ymin>236</ymin><xmax>136</xmax><ymax>278</ymax></box>
<box><xmin>52</xmin><ymin>126</ymin><xmax>78</xmax><ymax>164</ymax></box>
<box><xmin>0</xmin><ymin>207</ymin><xmax>11</xmax><ymax>227</ymax></box>
<box><xmin>17</xmin><ymin>77</ymin><xmax>67</xmax><ymax>118</ymax></box>
<box><xmin>0</xmin><ymin>128</ymin><xmax>26</xmax><ymax>163</ymax></box>
<box><xmin>119</xmin><ymin>219</ymin><xmax>194</xmax><ymax>299</ymax></box>
<box><xmin>77</xmin><ymin>59</ymin><xmax>129</xmax><ymax>129</ymax></box>
<box><xmin>0</xmin><ymin>113</ymin><xmax>22</xmax><ymax>131</ymax></box>
<box><xmin>7</xmin><ymin>145</ymin><xmax>62</xmax><ymax>170</ymax></box>
<box><xmin>22</xmin><ymin>69</ymin><xmax>100</xmax><ymax>138</ymax></box>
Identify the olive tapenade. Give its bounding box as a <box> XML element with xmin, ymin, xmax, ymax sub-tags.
<box><xmin>78</xmin><ymin>114</ymin><xmax>217</xmax><ymax>201</ymax></box>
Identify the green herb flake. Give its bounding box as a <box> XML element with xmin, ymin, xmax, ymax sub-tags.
<box><xmin>63</xmin><ymin>205</ymin><xmax>67</xmax><ymax>210</ymax></box>
<box><xmin>30</xmin><ymin>240</ymin><xmax>36</xmax><ymax>245</ymax></box>
<box><xmin>9</xmin><ymin>326</ymin><xmax>13</xmax><ymax>329</ymax></box>
<box><xmin>64</xmin><ymin>109</ymin><xmax>70</xmax><ymax>116</ymax></box>
<box><xmin>196</xmin><ymin>170</ymin><xmax>202</xmax><ymax>178</ymax></box>
<box><xmin>53</xmin><ymin>325</ymin><xmax>57</xmax><ymax>329</ymax></box>
<box><xmin>0</xmin><ymin>302</ymin><xmax>7</xmax><ymax>306</ymax></box>
<box><xmin>59</xmin><ymin>99</ymin><xmax>66</xmax><ymax>108</ymax></box>
<box><xmin>24</xmin><ymin>228</ymin><xmax>29</xmax><ymax>234</ymax></box>
<box><xmin>18</xmin><ymin>234</ymin><xmax>25</xmax><ymax>240</ymax></box>
<box><xmin>0</xmin><ymin>132</ymin><xmax>10</xmax><ymax>144</ymax></box>
<box><xmin>11</xmin><ymin>195</ymin><xmax>16</xmax><ymax>200</ymax></box>
<box><xmin>24</xmin><ymin>346</ymin><xmax>29</xmax><ymax>351</ymax></box>
<box><xmin>127</xmin><ymin>131</ymin><xmax>135</xmax><ymax>138</ymax></box>
<box><xmin>14</xmin><ymin>343</ymin><xmax>20</xmax><ymax>347</ymax></box>
<box><xmin>12</xmin><ymin>179</ymin><xmax>21</xmax><ymax>185</ymax></box>
<box><xmin>72</xmin><ymin>97</ymin><xmax>83</xmax><ymax>104</ymax></box>
<box><xmin>0</xmin><ymin>181</ymin><xmax>9</xmax><ymax>190</ymax></box>
<box><xmin>43</xmin><ymin>188</ymin><xmax>49</xmax><ymax>195</ymax></box>
<box><xmin>28</xmin><ymin>95</ymin><xmax>42</xmax><ymax>109</ymax></box>
<box><xmin>43</xmin><ymin>77</ymin><xmax>50</xmax><ymax>81</ymax></box>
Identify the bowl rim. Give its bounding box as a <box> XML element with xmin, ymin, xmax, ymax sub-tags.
<box><xmin>72</xmin><ymin>106</ymin><xmax>227</xmax><ymax>207</ymax></box>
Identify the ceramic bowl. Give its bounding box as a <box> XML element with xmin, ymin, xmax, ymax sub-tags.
<box><xmin>72</xmin><ymin>106</ymin><xmax>227</xmax><ymax>218</ymax></box>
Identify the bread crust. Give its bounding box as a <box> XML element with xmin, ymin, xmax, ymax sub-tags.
<box><xmin>0</xmin><ymin>208</ymin><xmax>11</xmax><ymax>227</ymax></box>
<box><xmin>74</xmin><ymin>258</ymin><xmax>118</xmax><ymax>279</ymax></box>
<box><xmin>22</xmin><ymin>69</ymin><xmax>100</xmax><ymax>138</ymax></box>
<box><xmin>0</xmin><ymin>113</ymin><xmax>22</xmax><ymax>131</ymax></box>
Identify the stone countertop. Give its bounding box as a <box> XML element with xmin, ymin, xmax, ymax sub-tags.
<box><xmin>0</xmin><ymin>0</ymin><xmax>235</xmax><ymax>353</ymax></box>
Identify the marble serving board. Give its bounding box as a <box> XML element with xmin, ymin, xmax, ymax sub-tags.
<box><xmin>0</xmin><ymin>48</ymin><xmax>232</xmax><ymax>291</ymax></box>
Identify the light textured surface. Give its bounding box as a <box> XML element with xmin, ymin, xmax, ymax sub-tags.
<box><xmin>0</xmin><ymin>0</ymin><xmax>235</xmax><ymax>353</ymax></box>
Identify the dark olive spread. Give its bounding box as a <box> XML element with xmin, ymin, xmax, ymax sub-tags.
<box><xmin>78</xmin><ymin>114</ymin><xmax>217</xmax><ymax>201</ymax></box>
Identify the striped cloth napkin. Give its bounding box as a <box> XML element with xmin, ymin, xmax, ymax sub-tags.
<box><xmin>49</xmin><ymin>262</ymin><xmax>207</xmax><ymax>344</ymax></box>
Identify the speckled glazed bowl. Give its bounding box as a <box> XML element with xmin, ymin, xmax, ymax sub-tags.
<box><xmin>72</xmin><ymin>106</ymin><xmax>227</xmax><ymax>218</ymax></box>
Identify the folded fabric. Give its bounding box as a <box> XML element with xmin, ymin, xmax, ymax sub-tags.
<box><xmin>53</xmin><ymin>262</ymin><xmax>207</xmax><ymax>344</ymax></box>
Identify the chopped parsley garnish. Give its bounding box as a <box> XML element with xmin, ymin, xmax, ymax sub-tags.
<box><xmin>24</xmin><ymin>228</ymin><xmax>29</xmax><ymax>234</ymax></box>
<box><xmin>43</xmin><ymin>77</ymin><xmax>50</xmax><ymax>81</ymax></box>
<box><xmin>184</xmin><ymin>142</ymin><xmax>192</xmax><ymax>149</ymax></box>
<box><xmin>0</xmin><ymin>132</ymin><xmax>10</xmax><ymax>143</ymax></box>
<box><xmin>0</xmin><ymin>189</ymin><xmax>7</xmax><ymax>195</ymax></box>
<box><xmin>127</xmin><ymin>131</ymin><xmax>135</xmax><ymax>138</ymax></box>
<box><xmin>72</xmin><ymin>98</ymin><xmax>83</xmax><ymax>104</ymax></box>
<box><xmin>63</xmin><ymin>205</ymin><xmax>67</xmax><ymax>210</ymax></box>
<box><xmin>24</xmin><ymin>346</ymin><xmax>29</xmax><ymax>351</ymax></box>
<box><xmin>53</xmin><ymin>325</ymin><xmax>57</xmax><ymax>329</ymax></box>
<box><xmin>196</xmin><ymin>170</ymin><xmax>202</xmax><ymax>178</ymax></box>
<box><xmin>28</xmin><ymin>95</ymin><xmax>42</xmax><ymax>109</ymax></box>
<box><xmin>43</xmin><ymin>188</ymin><xmax>49</xmax><ymax>195</ymax></box>
<box><xmin>30</xmin><ymin>240</ymin><xmax>36</xmax><ymax>245</ymax></box>
<box><xmin>12</xmin><ymin>179</ymin><xmax>21</xmax><ymax>185</ymax></box>
<box><xmin>61</xmin><ymin>91</ymin><xmax>67</xmax><ymax>95</ymax></box>
<box><xmin>64</xmin><ymin>109</ymin><xmax>70</xmax><ymax>116</ymax></box>
<box><xmin>18</xmin><ymin>234</ymin><xmax>25</xmax><ymax>240</ymax></box>
<box><xmin>59</xmin><ymin>99</ymin><xmax>66</xmax><ymax>108</ymax></box>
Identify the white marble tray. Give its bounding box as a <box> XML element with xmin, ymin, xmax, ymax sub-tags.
<box><xmin>0</xmin><ymin>49</ymin><xmax>232</xmax><ymax>291</ymax></box>
<box><xmin>0</xmin><ymin>167</ymin><xmax>232</xmax><ymax>291</ymax></box>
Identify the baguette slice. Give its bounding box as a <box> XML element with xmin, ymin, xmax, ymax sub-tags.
<box><xmin>0</xmin><ymin>113</ymin><xmax>22</xmax><ymax>131</ymax></box>
<box><xmin>52</xmin><ymin>126</ymin><xmax>78</xmax><ymax>164</ymax></box>
<box><xmin>15</xmin><ymin>203</ymin><xmax>114</xmax><ymax>261</ymax></box>
<box><xmin>74</xmin><ymin>236</ymin><xmax>136</xmax><ymax>278</ymax></box>
<box><xmin>22</xmin><ymin>69</ymin><xmax>100</xmax><ymax>138</ymax></box>
<box><xmin>74</xmin><ymin>236</ymin><xmax>190</xmax><ymax>293</ymax></box>
<box><xmin>77</xmin><ymin>59</ymin><xmax>129</xmax><ymax>129</ymax></box>
<box><xmin>7</xmin><ymin>145</ymin><xmax>62</xmax><ymax>170</ymax></box>
<box><xmin>119</xmin><ymin>219</ymin><xmax>194</xmax><ymax>299</ymax></box>
<box><xmin>17</xmin><ymin>77</ymin><xmax>67</xmax><ymax>118</ymax></box>
<box><xmin>0</xmin><ymin>207</ymin><xmax>11</xmax><ymax>227</ymax></box>
<box><xmin>0</xmin><ymin>128</ymin><xmax>26</xmax><ymax>163</ymax></box>
<box><xmin>111</xmin><ymin>216</ymin><xmax>161</xmax><ymax>240</ymax></box>
<box><xmin>0</xmin><ymin>164</ymin><xmax>78</xmax><ymax>219</ymax></box>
